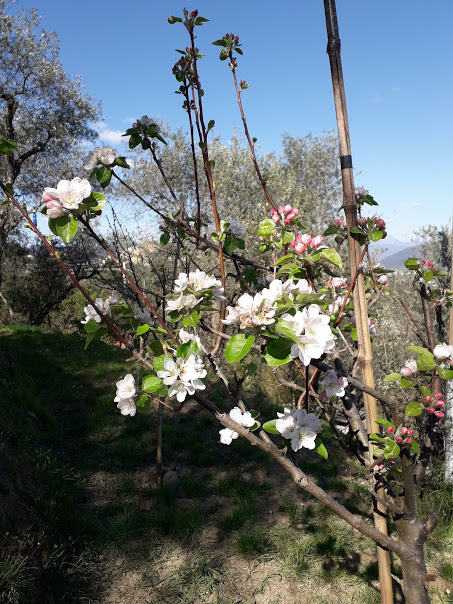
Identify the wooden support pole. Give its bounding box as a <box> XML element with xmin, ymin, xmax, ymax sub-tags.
<box><xmin>322</xmin><ymin>2</ymin><xmax>394</xmax><ymax>602</ymax></box>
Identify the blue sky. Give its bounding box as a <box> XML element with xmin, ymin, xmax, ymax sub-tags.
<box><xmin>15</xmin><ymin>0</ymin><xmax>453</xmax><ymax>241</ymax></box>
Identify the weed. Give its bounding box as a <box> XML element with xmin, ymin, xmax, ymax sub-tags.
<box><xmin>0</xmin><ymin>555</ymin><xmax>32</xmax><ymax>604</ymax></box>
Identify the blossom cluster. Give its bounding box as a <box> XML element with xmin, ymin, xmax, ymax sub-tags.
<box><xmin>81</xmin><ymin>295</ymin><xmax>119</xmax><ymax>324</ymax></box>
<box><xmin>115</xmin><ymin>374</ymin><xmax>137</xmax><ymax>416</ymax></box>
<box><xmin>222</xmin><ymin>278</ymin><xmax>312</xmax><ymax>329</ymax></box>
<box><xmin>358</xmin><ymin>215</ymin><xmax>386</xmax><ymax>231</ymax></box>
<box><xmin>326</xmin><ymin>277</ymin><xmax>348</xmax><ymax>289</ymax></box>
<box><xmin>276</xmin><ymin>407</ymin><xmax>322</xmax><ymax>451</ymax></box>
<box><xmin>42</xmin><ymin>177</ymin><xmax>91</xmax><ymax>218</ymax></box>
<box><xmin>282</xmin><ymin>305</ymin><xmax>336</xmax><ymax>366</ymax></box>
<box><xmin>334</xmin><ymin>218</ymin><xmax>347</xmax><ymax>229</ymax></box>
<box><xmin>83</xmin><ymin>145</ymin><xmax>119</xmax><ymax>171</ymax></box>
<box><xmin>270</xmin><ymin>205</ymin><xmax>299</xmax><ymax>225</ymax></box>
<box><xmin>425</xmin><ymin>392</ymin><xmax>446</xmax><ymax>418</ymax></box>
<box><xmin>157</xmin><ymin>355</ymin><xmax>206</xmax><ymax>402</ymax></box>
<box><xmin>219</xmin><ymin>407</ymin><xmax>255</xmax><ymax>445</ymax></box>
<box><xmin>387</xmin><ymin>425</ymin><xmax>414</xmax><ymax>445</ymax></box>
<box><xmin>289</xmin><ymin>233</ymin><xmax>324</xmax><ymax>255</ymax></box>
<box><xmin>167</xmin><ymin>269</ymin><xmax>225</xmax><ymax>312</ymax></box>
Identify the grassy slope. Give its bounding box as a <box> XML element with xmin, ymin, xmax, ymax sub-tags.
<box><xmin>0</xmin><ymin>326</ymin><xmax>452</xmax><ymax>603</ymax></box>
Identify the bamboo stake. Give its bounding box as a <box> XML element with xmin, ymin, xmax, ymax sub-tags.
<box><xmin>445</xmin><ymin>218</ymin><xmax>453</xmax><ymax>482</ymax></box>
<box><xmin>322</xmin><ymin>2</ymin><xmax>393</xmax><ymax>602</ymax></box>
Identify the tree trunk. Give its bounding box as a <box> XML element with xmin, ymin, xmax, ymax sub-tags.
<box><xmin>397</xmin><ymin>517</ymin><xmax>432</xmax><ymax>604</ymax></box>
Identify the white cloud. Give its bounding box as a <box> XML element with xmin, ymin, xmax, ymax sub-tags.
<box><xmin>98</xmin><ymin>128</ymin><xmax>124</xmax><ymax>144</ymax></box>
<box><xmin>122</xmin><ymin>116</ymin><xmax>136</xmax><ymax>124</ymax></box>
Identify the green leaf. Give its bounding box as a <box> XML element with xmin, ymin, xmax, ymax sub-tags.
<box><xmin>437</xmin><ymin>368</ymin><xmax>453</xmax><ymax>380</ymax></box>
<box><xmin>349</xmin><ymin>226</ymin><xmax>362</xmax><ymax>234</ymax></box>
<box><xmin>177</xmin><ymin>339</ymin><xmax>199</xmax><ymax>360</ymax></box>
<box><xmin>369</xmin><ymin>230</ymin><xmax>385</xmax><ymax>242</ymax></box>
<box><xmin>375</xmin><ymin>418</ymin><xmax>394</xmax><ymax>428</ymax></box>
<box><xmin>262</xmin><ymin>419</ymin><xmax>280</xmax><ymax>434</ymax></box>
<box><xmin>323</xmin><ymin>225</ymin><xmax>339</xmax><ymax>236</ymax></box>
<box><xmin>153</xmin><ymin>354</ymin><xmax>172</xmax><ymax>373</ymax></box>
<box><xmin>168</xmin><ymin>15</ymin><xmax>183</xmax><ymax>23</ymax></box>
<box><xmin>83</xmin><ymin>319</ymin><xmax>103</xmax><ymax>333</ymax></box>
<box><xmin>212</xmin><ymin>39</ymin><xmax>227</xmax><ymax>47</ymax></box>
<box><xmin>404</xmin><ymin>258</ymin><xmax>420</xmax><ymax>270</ymax></box>
<box><xmin>136</xmin><ymin>324</ymin><xmax>150</xmax><ymax>336</ymax></box>
<box><xmin>136</xmin><ymin>394</ymin><xmax>149</xmax><ymax>407</ymax></box>
<box><xmin>383</xmin><ymin>442</ymin><xmax>400</xmax><ymax>459</ymax></box>
<box><xmin>274</xmin><ymin>320</ymin><xmax>297</xmax><ymax>342</ymax></box>
<box><xmin>351</xmin><ymin>327</ymin><xmax>357</xmax><ymax>341</ymax></box>
<box><xmin>258</xmin><ymin>218</ymin><xmax>276</xmax><ymax>237</ymax></box>
<box><xmin>424</xmin><ymin>270</ymin><xmax>434</xmax><ymax>282</ymax></box>
<box><xmin>411</xmin><ymin>440</ymin><xmax>420</xmax><ymax>454</ymax></box>
<box><xmin>250</xmin><ymin>420</ymin><xmax>261</xmax><ymax>432</ymax></box>
<box><xmin>401</xmin><ymin>377</ymin><xmax>415</xmax><ymax>389</ymax></box>
<box><xmin>160</xmin><ymin>232</ymin><xmax>170</xmax><ymax>246</ymax></box>
<box><xmin>420</xmin><ymin>386</ymin><xmax>431</xmax><ymax>397</ymax></box>
<box><xmin>182</xmin><ymin>311</ymin><xmax>201</xmax><ymax>327</ymax></box>
<box><xmin>319</xmin><ymin>248</ymin><xmax>342</xmax><ymax>269</ymax></box>
<box><xmin>274</xmin><ymin>255</ymin><xmax>294</xmax><ymax>266</ymax></box>
<box><xmin>48</xmin><ymin>214</ymin><xmax>78</xmax><ymax>243</ymax></box>
<box><xmin>384</xmin><ymin>372</ymin><xmax>402</xmax><ymax>382</ymax></box>
<box><xmin>235</xmin><ymin>47</ymin><xmax>243</xmax><ymax>55</ymax></box>
<box><xmin>294</xmin><ymin>293</ymin><xmax>324</xmax><ymax>306</ymax></box>
<box><xmin>405</xmin><ymin>402</ymin><xmax>423</xmax><ymax>416</ymax></box>
<box><xmin>207</xmin><ymin>119</ymin><xmax>215</xmax><ymax>133</ymax></box>
<box><xmin>433</xmin><ymin>270</ymin><xmax>446</xmax><ymax>277</ymax></box>
<box><xmin>96</xmin><ymin>166</ymin><xmax>111</xmax><ymax>187</ymax></box>
<box><xmin>315</xmin><ymin>440</ymin><xmax>328</xmax><ymax>460</ymax></box>
<box><xmin>263</xmin><ymin>338</ymin><xmax>292</xmax><ymax>366</ymax></box>
<box><xmin>225</xmin><ymin>334</ymin><xmax>255</xmax><ymax>363</ymax></box>
<box><xmin>142</xmin><ymin>375</ymin><xmax>163</xmax><ymax>393</ymax></box>
<box><xmin>90</xmin><ymin>191</ymin><xmax>106</xmax><ymax>211</ymax></box>
<box><xmin>147</xmin><ymin>340</ymin><xmax>165</xmax><ymax>356</ymax></box>
<box><xmin>224</xmin><ymin>236</ymin><xmax>238</xmax><ymax>255</ymax></box>
<box><xmin>114</xmin><ymin>156</ymin><xmax>130</xmax><ymax>169</ymax></box>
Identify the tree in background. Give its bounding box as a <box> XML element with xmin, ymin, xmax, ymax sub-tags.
<box><xmin>0</xmin><ymin>0</ymin><xmax>100</xmax><ymax>285</ymax></box>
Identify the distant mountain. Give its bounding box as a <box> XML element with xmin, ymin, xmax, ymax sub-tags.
<box><xmin>380</xmin><ymin>244</ymin><xmax>422</xmax><ymax>270</ymax></box>
<box><xmin>366</xmin><ymin>235</ymin><xmax>421</xmax><ymax>270</ymax></box>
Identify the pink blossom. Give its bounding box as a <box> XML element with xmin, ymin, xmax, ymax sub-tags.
<box><xmin>295</xmin><ymin>242</ymin><xmax>306</xmax><ymax>255</ymax></box>
<box><xmin>272</xmin><ymin>215</ymin><xmax>281</xmax><ymax>224</ymax></box>
<box><xmin>46</xmin><ymin>198</ymin><xmax>63</xmax><ymax>218</ymax></box>
<box><xmin>435</xmin><ymin>411</ymin><xmax>445</xmax><ymax>418</ymax></box>
<box><xmin>300</xmin><ymin>234</ymin><xmax>312</xmax><ymax>246</ymax></box>
<box><xmin>311</xmin><ymin>234</ymin><xmax>324</xmax><ymax>248</ymax></box>
<box><xmin>405</xmin><ymin>438</ymin><xmax>413</xmax><ymax>444</ymax></box>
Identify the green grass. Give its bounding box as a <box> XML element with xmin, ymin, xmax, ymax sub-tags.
<box><xmin>1</xmin><ymin>325</ymin><xmax>452</xmax><ymax>603</ymax></box>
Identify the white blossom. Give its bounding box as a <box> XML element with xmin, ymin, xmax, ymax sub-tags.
<box><xmin>276</xmin><ymin>407</ymin><xmax>322</xmax><ymax>451</ymax></box>
<box><xmin>321</xmin><ymin>370</ymin><xmax>348</xmax><ymax>398</ymax></box>
<box><xmin>99</xmin><ymin>145</ymin><xmax>119</xmax><ymax>166</ymax></box>
<box><xmin>434</xmin><ymin>343</ymin><xmax>453</xmax><ymax>360</ymax></box>
<box><xmin>285</xmin><ymin>305</ymin><xmax>336</xmax><ymax>366</ymax></box>
<box><xmin>83</xmin><ymin>147</ymin><xmax>101</xmax><ymax>170</ymax></box>
<box><xmin>117</xmin><ymin>398</ymin><xmax>137</xmax><ymax>417</ymax></box>
<box><xmin>44</xmin><ymin>177</ymin><xmax>91</xmax><ymax>210</ymax></box>
<box><xmin>219</xmin><ymin>428</ymin><xmax>239</xmax><ymax>445</ymax></box>
<box><xmin>114</xmin><ymin>374</ymin><xmax>136</xmax><ymax>402</ymax></box>
<box><xmin>81</xmin><ymin>295</ymin><xmax>118</xmax><ymax>324</ymax></box>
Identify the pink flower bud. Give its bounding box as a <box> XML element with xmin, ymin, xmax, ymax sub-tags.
<box><xmin>435</xmin><ymin>400</ymin><xmax>445</xmax><ymax>408</ymax></box>
<box><xmin>334</xmin><ymin>219</ymin><xmax>342</xmax><ymax>228</ymax></box>
<box><xmin>278</xmin><ymin>206</ymin><xmax>285</xmax><ymax>213</ymax></box>
<box><xmin>358</xmin><ymin>217</ymin><xmax>367</xmax><ymax>227</ymax></box>
<box><xmin>96</xmin><ymin>210</ymin><xmax>102</xmax><ymax>216</ymax></box>
<box><xmin>46</xmin><ymin>199</ymin><xmax>63</xmax><ymax>218</ymax></box>
<box><xmin>291</xmin><ymin>208</ymin><xmax>299</xmax><ymax>217</ymax></box>
<box><xmin>133</xmin><ymin>122</ymin><xmax>138</xmax><ymax>128</ymax></box>
<box><xmin>405</xmin><ymin>438</ymin><xmax>413</xmax><ymax>444</ymax></box>
<box><xmin>272</xmin><ymin>215</ymin><xmax>281</xmax><ymax>224</ymax></box>
<box><xmin>295</xmin><ymin>242</ymin><xmax>307</xmax><ymax>255</ymax></box>
<box><xmin>270</xmin><ymin>209</ymin><xmax>277</xmax><ymax>216</ymax></box>
<box><xmin>434</xmin><ymin>392</ymin><xmax>443</xmax><ymax>399</ymax></box>
<box><xmin>376</xmin><ymin>218</ymin><xmax>386</xmax><ymax>231</ymax></box>
<box><xmin>387</xmin><ymin>426</ymin><xmax>394</xmax><ymax>434</ymax></box>
<box><xmin>407</xmin><ymin>429</ymin><xmax>414</xmax><ymax>436</ymax></box>
<box><xmin>435</xmin><ymin>411</ymin><xmax>445</xmax><ymax>418</ymax></box>
<box><xmin>428</xmin><ymin>406</ymin><xmax>435</xmax><ymax>414</ymax></box>
<box><xmin>400</xmin><ymin>367</ymin><xmax>412</xmax><ymax>378</ymax></box>
<box><xmin>190</xmin><ymin>9</ymin><xmax>198</xmax><ymax>17</ymax></box>
<box><xmin>311</xmin><ymin>234</ymin><xmax>324</xmax><ymax>248</ymax></box>
<box><xmin>424</xmin><ymin>396</ymin><xmax>431</xmax><ymax>404</ymax></box>
<box><xmin>342</xmin><ymin>220</ymin><xmax>347</xmax><ymax>228</ymax></box>
<box><xmin>395</xmin><ymin>436</ymin><xmax>403</xmax><ymax>443</ymax></box>
<box><xmin>400</xmin><ymin>427</ymin><xmax>408</xmax><ymax>436</ymax></box>
<box><xmin>283</xmin><ymin>204</ymin><xmax>292</xmax><ymax>214</ymax></box>
<box><xmin>427</xmin><ymin>261</ymin><xmax>434</xmax><ymax>268</ymax></box>
<box><xmin>289</xmin><ymin>240</ymin><xmax>296</xmax><ymax>249</ymax></box>
<box><xmin>259</xmin><ymin>236</ymin><xmax>265</xmax><ymax>241</ymax></box>
<box><xmin>300</xmin><ymin>234</ymin><xmax>312</xmax><ymax>246</ymax></box>
<box><xmin>421</xmin><ymin>260</ymin><xmax>426</xmax><ymax>264</ymax></box>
